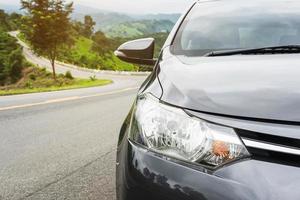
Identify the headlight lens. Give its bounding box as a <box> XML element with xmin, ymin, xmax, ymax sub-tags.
<box><xmin>130</xmin><ymin>94</ymin><xmax>250</xmax><ymax>168</ymax></box>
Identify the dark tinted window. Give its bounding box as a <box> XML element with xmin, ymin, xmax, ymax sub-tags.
<box><xmin>172</xmin><ymin>0</ymin><xmax>300</xmax><ymax>56</ymax></box>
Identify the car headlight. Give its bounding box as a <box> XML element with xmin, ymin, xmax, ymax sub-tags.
<box><xmin>129</xmin><ymin>94</ymin><xmax>250</xmax><ymax>168</ymax></box>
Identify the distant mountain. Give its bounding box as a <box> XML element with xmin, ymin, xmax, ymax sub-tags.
<box><xmin>73</xmin><ymin>4</ymin><xmax>181</xmax><ymax>22</ymax></box>
<box><xmin>72</xmin><ymin>5</ymin><xmax>180</xmax><ymax>37</ymax></box>
<box><xmin>132</xmin><ymin>13</ymin><xmax>181</xmax><ymax>23</ymax></box>
<box><xmin>72</xmin><ymin>12</ymin><xmax>133</xmax><ymax>30</ymax></box>
<box><xmin>102</xmin><ymin>19</ymin><xmax>174</xmax><ymax>38</ymax></box>
<box><xmin>1</xmin><ymin>3</ymin><xmax>179</xmax><ymax>38</ymax></box>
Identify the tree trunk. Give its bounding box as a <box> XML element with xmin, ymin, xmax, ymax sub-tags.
<box><xmin>51</xmin><ymin>59</ymin><xmax>56</xmax><ymax>80</ymax></box>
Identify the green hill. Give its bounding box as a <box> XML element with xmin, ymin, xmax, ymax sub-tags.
<box><xmin>58</xmin><ymin>36</ymin><xmax>138</xmax><ymax>71</ymax></box>
<box><xmin>102</xmin><ymin>19</ymin><xmax>174</xmax><ymax>38</ymax></box>
<box><xmin>73</xmin><ymin>12</ymin><xmax>133</xmax><ymax>30</ymax></box>
<box><xmin>132</xmin><ymin>13</ymin><xmax>180</xmax><ymax>23</ymax></box>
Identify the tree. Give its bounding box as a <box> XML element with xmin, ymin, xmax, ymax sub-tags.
<box><xmin>0</xmin><ymin>32</ymin><xmax>24</xmax><ymax>85</ymax></box>
<box><xmin>0</xmin><ymin>10</ymin><xmax>23</xmax><ymax>31</ymax></box>
<box><xmin>71</xmin><ymin>16</ymin><xmax>95</xmax><ymax>38</ymax></box>
<box><xmin>72</xmin><ymin>20</ymin><xmax>84</xmax><ymax>36</ymax></box>
<box><xmin>0</xmin><ymin>9</ymin><xmax>10</xmax><ymax>31</ymax></box>
<box><xmin>91</xmin><ymin>31</ymin><xmax>111</xmax><ymax>55</ymax></box>
<box><xmin>8</xmin><ymin>12</ymin><xmax>23</xmax><ymax>30</ymax></box>
<box><xmin>83</xmin><ymin>15</ymin><xmax>95</xmax><ymax>38</ymax></box>
<box><xmin>21</xmin><ymin>0</ymin><xmax>74</xmax><ymax>79</ymax></box>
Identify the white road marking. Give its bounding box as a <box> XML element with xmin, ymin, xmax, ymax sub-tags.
<box><xmin>0</xmin><ymin>87</ymin><xmax>138</xmax><ymax>112</ymax></box>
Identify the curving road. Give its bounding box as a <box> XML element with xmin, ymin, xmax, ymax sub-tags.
<box><xmin>0</xmin><ymin>32</ymin><xmax>148</xmax><ymax>200</ymax></box>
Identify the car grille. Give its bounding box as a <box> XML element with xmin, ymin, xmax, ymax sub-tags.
<box><xmin>236</xmin><ymin>129</ymin><xmax>300</xmax><ymax>167</ymax></box>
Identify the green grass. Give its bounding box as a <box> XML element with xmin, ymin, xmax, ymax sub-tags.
<box><xmin>0</xmin><ymin>79</ymin><xmax>112</xmax><ymax>96</ymax></box>
<box><xmin>0</xmin><ymin>66</ymin><xmax>112</xmax><ymax>96</ymax></box>
<box><xmin>76</xmin><ymin>37</ymin><xmax>94</xmax><ymax>54</ymax></box>
<box><xmin>17</xmin><ymin>32</ymin><xmax>26</xmax><ymax>42</ymax></box>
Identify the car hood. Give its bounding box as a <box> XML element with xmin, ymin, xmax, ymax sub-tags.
<box><xmin>158</xmin><ymin>53</ymin><xmax>300</xmax><ymax>123</ymax></box>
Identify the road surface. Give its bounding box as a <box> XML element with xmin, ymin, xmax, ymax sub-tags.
<box><xmin>0</xmin><ymin>32</ymin><xmax>149</xmax><ymax>199</ymax></box>
<box><xmin>0</xmin><ymin>89</ymin><xmax>138</xmax><ymax>200</ymax></box>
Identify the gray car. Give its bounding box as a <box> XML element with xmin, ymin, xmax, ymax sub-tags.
<box><xmin>115</xmin><ymin>0</ymin><xmax>300</xmax><ymax>199</ymax></box>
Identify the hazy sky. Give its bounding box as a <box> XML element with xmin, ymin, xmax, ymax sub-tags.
<box><xmin>0</xmin><ymin>0</ymin><xmax>195</xmax><ymax>14</ymax></box>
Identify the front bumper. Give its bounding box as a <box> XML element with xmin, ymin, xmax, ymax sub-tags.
<box><xmin>116</xmin><ymin>140</ymin><xmax>300</xmax><ymax>200</ymax></box>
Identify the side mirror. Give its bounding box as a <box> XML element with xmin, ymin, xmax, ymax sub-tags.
<box><xmin>114</xmin><ymin>38</ymin><xmax>157</xmax><ymax>66</ymax></box>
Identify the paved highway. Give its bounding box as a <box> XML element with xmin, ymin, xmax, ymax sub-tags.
<box><xmin>0</xmin><ymin>89</ymin><xmax>138</xmax><ymax>200</ymax></box>
<box><xmin>0</xmin><ymin>32</ymin><xmax>148</xmax><ymax>199</ymax></box>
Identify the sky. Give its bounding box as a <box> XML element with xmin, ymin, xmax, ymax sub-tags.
<box><xmin>0</xmin><ymin>0</ymin><xmax>195</xmax><ymax>14</ymax></box>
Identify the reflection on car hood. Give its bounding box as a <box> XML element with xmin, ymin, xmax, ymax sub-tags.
<box><xmin>159</xmin><ymin>54</ymin><xmax>300</xmax><ymax>123</ymax></box>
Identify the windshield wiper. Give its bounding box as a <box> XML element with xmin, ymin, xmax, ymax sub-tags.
<box><xmin>204</xmin><ymin>45</ymin><xmax>300</xmax><ymax>57</ymax></box>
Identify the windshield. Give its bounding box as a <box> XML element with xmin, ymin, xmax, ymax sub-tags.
<box><xmin>172</xmin><ymin>0</ymin><xmax>300</xmax><ymax>56</ymax></box>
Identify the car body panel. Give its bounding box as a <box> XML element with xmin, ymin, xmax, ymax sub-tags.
<box><xmin>156</xmin><ymin>47</ymin><xmax>300</xmax><ymax>123</ymax></box>
<box><xmin>116</xmin><ymin>139</ymin><xmax>300</xmax><ymax>200</ymax></box>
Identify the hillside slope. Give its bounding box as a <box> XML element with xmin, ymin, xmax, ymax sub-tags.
<box><xmin>102</xmin><ymin>19</ymin><xmax>174</xmax><ymax>38</ymax></box>
<box><xmin>58</xmin><ymin>36</ymin><xmax>138</xmax><ymax>71</ymax></box>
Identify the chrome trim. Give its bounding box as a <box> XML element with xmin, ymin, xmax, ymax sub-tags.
<box><xmin>242</xmin><ymin>138</ymin><xmax>300</xmax><ymax>156</ymax></box>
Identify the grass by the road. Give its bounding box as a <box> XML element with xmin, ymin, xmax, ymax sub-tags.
<box><xmin>0</xmin><ymin>66</ymin><xmax>112</xmax><ymax>96</ymax></box>
<box><xmin>0</xmin><ymin>79</ymin><xmax>112</xmax><ymax>96</ymax></box>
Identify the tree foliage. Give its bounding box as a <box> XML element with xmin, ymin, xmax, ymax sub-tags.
<box><xmin>91</xmin><ymin>31</ymin><xmax>112</xmax><ymax>55</ymax></box>
<box><xmin>21</xmin><ymin>0</ymin><xmax>74</xmax><ymax>79</ymax></box>
<box><xmin>8</xmin><ymin>12</ymin><xmax>23</xmax><ymax>30</ymax></box>
<box><xmin>72</xmin><ymin>15</ymin><xmax>95</xmax><ymax>38</ymax></box>
<box><xmin>83</xmin><ymin>15</ymin><xmax>96</xmax><ymax>38</ymax></box>
<box><xmin>0</xmin><ymin>32</ymin><xmax>24</xmax><ymax>85</ymax></box>
<box><xmin>0</xmin><ymin>10</ymin><xmax>10</xmax><ymax>31</ymax></box>
<box><xmin>0</xmin><ymin>10</ymin><xmax>22</xmax><ymax>31</ymax></box>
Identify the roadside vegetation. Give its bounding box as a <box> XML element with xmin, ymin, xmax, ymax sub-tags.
<box><xmin>0</xmin><ymin>10</ymin><xmax>22</xmax><ymax>32</ymax></box>
<box><xmin>0</xmin><ymin>9</ymin><xmax>111</xmax><ymax>96</ymax></box>
<box><xmin>21</xmin><ymin>0</ymin><xmax>74</xmax><ymax>79</ymax></box>
<box><xmin>0</xmin><ymin>32</ymin><xmax>24</xmax><ymax>86</ymax></box>
<box><xmin>0</xmin><ymin>65</ymin><xmax>112</xmax><ymax>96</ymax></box>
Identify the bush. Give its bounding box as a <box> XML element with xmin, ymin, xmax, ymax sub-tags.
<box><xmin>65</xmin><ymin>71</ymin><xmax>74</xmax><ymax>79</ymax></box>
<box><xmin>29</xmin><ymin>74</ymin><xmax>36</xmax><ymax>80</ymax></box>
<box><xmin>89</xmin><ymin>75</ymin><xmax>96</xmax><ymax>81</ymax></box>
<box><xmin>7</xmin><ymin>48</ymin><xmax>24</xmax><ymax>81</ymax></box>
<box><xmin>46</xmin><ymin>71</ymin><xmax>52</xmax><ymax>77</ymax></box>
<box><xmin>25</xmin><ymin>81</ymin><xmax>33</xmax><ymax>88</ymax></box>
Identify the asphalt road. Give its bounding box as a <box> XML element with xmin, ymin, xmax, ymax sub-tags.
<box><xmin>0</xmin><ymin>89</ymin><xmax>137</xmax><ymax>200</ymax></box>
<box><xmin>0</xmin><ymin>32</ymin><xmax>148</xmax><ymax>199</ymax></box>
